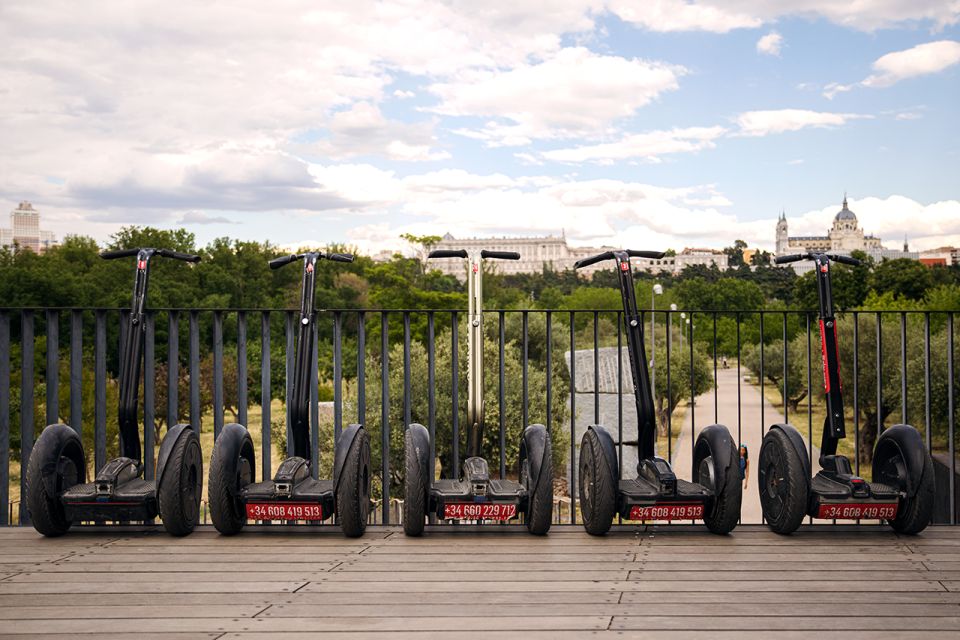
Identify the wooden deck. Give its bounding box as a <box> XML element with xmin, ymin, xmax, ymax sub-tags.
<box><xmin>1</xmin><ymin>524</ymin><xmax>959</xmax><ymax>638</ymax></box>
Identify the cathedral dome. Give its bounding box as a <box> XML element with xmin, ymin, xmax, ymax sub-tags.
<box><xmin>835</xmin><ymin>196</ymin><xmax>856</xmax><ymax>222</ymax></box>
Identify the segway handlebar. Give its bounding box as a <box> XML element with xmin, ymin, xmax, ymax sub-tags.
<box><xmin>427</xmin><ymin>249</ymin><xmax>520</xmax><ymax>260</ymax></box>
<box><xmin>100</xmin><ymin>248</ymin><xmax>201</xmax><ymax>263</ymax></box>
<box><xmin>574</xmin><ymin>249</ymin><xmax>666</xmax><ymax>270</ymax></box>
<box><xmin>480</xmin><ymin>250</ymin><xmax>520</xmax><ymax>260</ymax></box>
<box><xmin>269</xmin><ymin>252</ymin><xmax>355</xmax><ymax>269</ymax></box>
<box><xmin>775</xmin><ymin>252</ymin><xmax>862</xmax><ymax>267</ymax></box>
<box><xmin>427</xmin><ymin>249</ymin><xmax>468</xmax><ymax>259</ymax></box>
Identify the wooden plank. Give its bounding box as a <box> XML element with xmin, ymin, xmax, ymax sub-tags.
<box><xmin>7</xmin><ymin>571</ymin><xmax>326</xmax><ymax>583</ymax></box>
<box><xmin>56</xmin><ymin>552</ymin><xmax>350</xmax><ymax>563</ymax></box>
<box><xmin>0</xmin><ymin>604</ymin><xmax>266</xmax><ymax>619</ymax></box>
<box><xmin>0</xmin><ymin>580</ymin><xmax>306</xmax><ymax>594</ymax></box>
<box><xmin>624</xmin><ymin>570</ymin><xmax>953</xmax><ymax>581</ymax></box>
<box><xmin>29</xmin><ymin>562</ymin><xmax>337</xmax><ymax>573</ymax></box>
<box><xmin>317</xmin><ymin>570</ymin><xmax>632</xmax><ymax>581</ymax></box>
<box><xmin>0</xmin><ymin>615</ymin><xmax>614</xmax><ymax>633</ymax></box>
<box><xmin>0</xmin><ymin>635</ymin><xmax>220</xmax><ymax>640</ymax></box>
<box><xmin>0</xmin><ymin>593</ymin><xmax>276</xmax><ymax>607</ymax></box>
<box><xmin>620</xmin><ymin>591</ymin><xmax>960</xmax><ymax>604</ymax></box>
<box><xmin>215</xmin><ymin>633</ymin><xmax>960</xmax><ymax>640</ymax></box>
<box><xmin>611</xmin><ymin>615</ymin><xmax>960</xmax><ymax>631</ymax></box>
<box><xmin>331</xmin><ymin>561</ymin><xmax>923</xmax><ymax>573</ymax></box>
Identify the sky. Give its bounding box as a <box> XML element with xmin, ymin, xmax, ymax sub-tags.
<box><xmin>1</xmin><ymin>1</ymin><xmax>959</xmax><ymax>255</ymax></box>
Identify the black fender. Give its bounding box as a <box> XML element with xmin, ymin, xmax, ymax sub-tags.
<box><xmin>35</xmin><ymin>423</ymin><xmax>86</xmax><ymax>498</ymax></box>
<box><xmin>768</xmin><ymin>423</ymin><xmax>811</xmax><ymax>490</ymax></box>
<box><xmin>157</xmin><ymin>423</ymin><xmax>199</xmax><ymax>486</ymax></box>
<box><xmin>693</xmin><ymin>424</ymin><xmax>737</xmax><ymax>497</ymax></box>
<box><xmin>334</xmin><ymin>424</ymin><xmax>366</xmax><ymax>494</ymax></box>
<box><xmin>586</xmin><ymin>425</ymin><xmax>619</xmax><ymax>493</ymax></box>
<box><xmin>874</xmin><ymin>424</ymin><xmax>927</xmax><ymax>498</ymax></box>
<box><xmin>520</xmin><ymin>424</ymin><xmax>550</xmax><ymax>494</ymax></box>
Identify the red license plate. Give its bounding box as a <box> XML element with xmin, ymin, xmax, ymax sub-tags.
<box><xmin>816</xmin><ymin>502</ymin><xmax>898</xmax><ymax>520</ymax></box>
<box><xmin>628</xmin><ymin>503</ymin><xmax>704</xmax><ymax>521</ymax></box>
<box><xmin>245</xmin><ymin>502</ymin><xmax>324</xmax><ymax>521</ymax></box>
<box><xmin>443</xmin><ymin>503</ymin><xmax>517</xmax><ymax>520</ymax></box>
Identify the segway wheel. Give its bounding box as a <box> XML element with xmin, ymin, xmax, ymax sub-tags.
<box><xmin>579</xmin><ymin>429</ymin><xmax>616</xmax><ymax>536</ymax></box>
<box><xmin>522</xmin><ymin>433</ymin><xmax>553</xmax><ymax>536</ymax></box>
<box><xmin>874</xmin><ymin>428</ymin><xmax>935</xmax><ymax>535</ymax></box>
<box><xmin>699</xmin><ymin>446</ymin><xmax>741</xmax><ymax>535</ymax></box>
<box><xmin>337</xmin><ymin>429</ymin><xmax>371</xmax><ymax>538</ymax></box>
<box><xmin>25</xmin><ymin>424</ymin><xmax>84</xmax><ymax>537</ymax></box>
<box><xmin>208</xmin><ymin>433</ymin><xmax>253</xmax><ymax>536</ymax></box>
<box><xmin>758</xmin><ymin>428</ymin><xmax>807</xmax><ymax>534</ymax></box>
<box><xmin>158</xmin><ymin>430</ymin><xmax>203</xmax><ymax>536</ymax></box>
<box><xmin>403</xmin><ymin>428</ymin><xmax>428</xmax><ymax>536</ymax></box>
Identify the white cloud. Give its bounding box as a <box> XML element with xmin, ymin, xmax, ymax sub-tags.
<box><xmin>608</xmin><ymin>1</ymin><xmax>761</xmax><ymax>33</ymax></box>
<box><xmin>180</xmin><ymin>211</ymin><xmax>235</xmax><ymax>225</ymax></box>
<box><xmin>824</xmin><ymin>40</ymin><xmax>960</xmax><ymax>97</ymax></box>
<box><xmin>314</xmin><ymin>103</ymin><xmax>449</xmax><ymax>161</ymax></box>
<box><xmin>430</xmin><ymin>47</ymin><xmax>685</xmax><ymax>146</ymax></box>
<box><xmin>756</xmin><ymin>31</ymin><xmax>783</xmax><ymax>56</ymax></box>
<box><xmin>393</xmin><ymin>90</ymin><xmax>416</xmax><ymax>99</ymax></box>
<box><xmin>541</xmin><ymin>126</ymin><xmax>727</xmax><ymax>163</ymax></box>
<box><xmin>734</xmin><ymin>109</ymin><xmax>870</xmax><ymax>137</ymax></box>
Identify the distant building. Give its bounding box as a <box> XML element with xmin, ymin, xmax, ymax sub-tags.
<box><xmin>919</xmin><ymin>246</ymin><xmax>957</xmax><ymax>267</ymax></box>
<box><xmin>633</xmin><ymin>248</ymin><xmax>729</xmax><ymax>274</ymax></box>
<box><xmin>776</xmin><ymin>196</ymin><xmax>917</xmax><ymax>273</ymax></box>
<box><xmin>1</xmin><ymin>201</ymin><xmax>58</xmax><ymax>253</ymax></box>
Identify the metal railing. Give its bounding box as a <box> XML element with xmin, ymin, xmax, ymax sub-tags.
<box><xmin>0</xmin><ymin>307</ymin><xmax>956</xmax><ymax>526</ymax></box>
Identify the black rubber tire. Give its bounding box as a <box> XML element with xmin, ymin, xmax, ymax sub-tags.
<box><xmin>886</xmin><ymin>448</ymin><xmax>935</xmax><ymax>535</ymax></box>
<box><xmin>158</xmin><ymin>430</ymin><xmax>203</xmax><ymax>537</ymax></box>
<box><xmin>25</xmin><ymin>425</ymin><xmax>83</xmax><ymax>537</ymax></box>
<box><xmin>208</xmin><ymin>437</ymin><xmax>252</xmax><ymax>536</ymax></box>
<box><xmin>403</xmin><ymin>428</ymin><xmax>427</xmax><ymax>537</ymax></box>
<box><xmin>579</xmin><ymin>429</ymin><xmax>616</xmax><ymax>536</ymax></box>
<box><xmin>758</xmin><ymin>428</ymin><xmax>808</xmax><ymax>534</ymax></box>
<box><xmin>337</xmin><ymin>429</ymin><xmax>371</xmax><ymax>538</ymax></box>
<box><xmin>700</xmin><ymin>437</ymin><xmax>742</xmax><ymax>535</ymax></box>
<box><xmin>524</xmin><ymin>433</ymin><xmax>553</xmax><ymax>536</ymax></box>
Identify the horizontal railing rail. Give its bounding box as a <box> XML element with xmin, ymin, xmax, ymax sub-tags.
<box><xmin>0</xmin><ymin>307</ymin><xmax>956</xmax><ymax>527</ymax></box>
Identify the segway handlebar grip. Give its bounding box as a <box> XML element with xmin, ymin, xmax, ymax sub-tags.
<box><xmin>156</xmin><ymin>249</ymin><xmax>201</xmax><ymax>263</ymax></box>
<box><xmin>480</xmin><ymin>250</ymin><xmax>520</xmax><ymax>260</ymax></box>
<box><xmin>627</xmin><ymin>249</ymin><xmax>666</xmax><ymax>260</ymax></box>
<box><xmin>573</xmin><ymin>251</ymin><xmax>614</xmax><ymax>270</ymax></box>
<box><xmin>427</xmin><ymin>249</ymin><xmax>468</xmax><ymax>259</ymax></box>
<box><xmin>325</xmin><ymin>252</ymin><xmax>355</xmax><ymax>263</ymax></box>
<box><xmin>269</xmin><ymin>254</ymin><xmax>300</xmax><ymax>270</ymax></box>
<box><xmin>827</xmin><ymin>253</ymin><xmax>862</xmax><ymax>266</ymax></box>
<box><xmin>99</xmin><ymin>248</ymin><xmax>141</xmax><ymax>260</ymax></box>
<box><xmin>775</xmin><ymin>253</ymin><xmax>807</xmax><ymax>264</ymax></box>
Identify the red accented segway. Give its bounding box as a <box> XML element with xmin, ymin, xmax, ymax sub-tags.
<box><xmin>760</xmin><ymin>253</ymin><xmax>935</xmax><ymax>534</ymax></box>
<box><xmin>207</xmin><ymin>251</ymin><xmax>372</xmax><ymax>537</ymax></box>
<box><xmin>25</xmin><ymin>248</ymin><xmax>203</xmax><ymax>536</ymax></box>
<box><xmin>574</xmin><ymin>250</ymin><xmax>742</xmax><ymax>535</ymax></box>
<box><xmin>403</xmin><ymin>248</ymin><xmax>553</xmax><ymax>536</ymax></box>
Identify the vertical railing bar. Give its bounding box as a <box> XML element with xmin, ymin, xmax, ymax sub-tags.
<box><xmin>876</xmin><ymin>313</ymin><xmax>883</xmax><ymax>436</ymax></box>
<box><xmin>237</xmin><ymin>311</ymin><xmax>248</xmax><ymax>428</ymax></box>
<box><xmin>900</xmin><ymin>312</ymin><xmax>908</xmax><ymax>424</ymax></box>
<box><xmin>167</xmin><ymin>311</ymin><xmax>179</xmax><ymax>428</ymax></box>
<box><xmin>357</xmin><ymin>311</ymin><xmax>366</xmax><ymax>424</ymax></box>
<box><xmin>782</xmin><ymin>312</ymin><xmax>788</xmax><ymax>425</ymax></box>
<box><xmin>381</xmin><ymin>313</ymin><xmax>390</xmax><ymax>525</ymax></box>
<box><xmin>45</xmin><ymin>310</ymin><xmax>58</xmax><ymax>426</ymax></box>
<box><xmin>451</xmin><ymin>311</ymin><xmax>459</xmax><ymax>474</ymax></box>
<box><xmin>189</xmin><ymin>311</ymin><xmax>201</xmax><ymax>434</ymax></box>
<box><xmin>689</xmin><ymin>311</ymin><xmax>695</xmax><ymax>470</ymax></box>
<box><xmin>70</xmin><ymin>311</ymin><xmax>82</xmax><ymax>436</ymax></box>
<box><xmin>618</xmin><ymin>311</ymin><xmax>624</xmax><ymax>474</ymax></box>
<box><xmin>853</xmin><ymin>312</ymin><xmax>860</xmax><ymax>475</ymax></box>
<box><xmin>806</xmin><ymin>313</ymin><xmax>813</xmax><ymax>477</ymax></box>
<box><xmin>144</xmin><ymin>312</ymin><xmax>156</xmax><ymax>480</ymax></box>
<box><xmin>498</xmin><ymin>311</ymin><xmax>506</xmax><ymax>479</ymax></box>
<box><xmin>947</xmin><ymin>313</ymin><xmax>955</xmax><ymax>525</ymax></box>
<box><xmin>593</xmin><ymin>311</ymin><xmax>599</xmax><ymax>423</ymax></box>
<box><xmin>403</xmin><ymin>312</ymin><xmax>411</xmax><ymax>428</ymax></box>
<box><xmin>713</xmin><ymin>313</ymin><xmax>718</xmax><ymax>423</ymax></box>
<box><xmin>285</xmin><ymin>311</ymin><xmax>294</xmax><ymax>457</ymax></box>
<box><xmin>569</xmin><ymin>311</ymin><xmax>576</xmax><ymax>524</ymax></box>
<box><xmin>759</xmin><ymin>312</ymin><xmax>765</xmax><ymax>435</ymax></box>
<box><xmin>94</xmin><ymin>310</ymin><xmax>106</xmax><ymax>473</ymax></box>
<box><xmin>0</xmin><ymin>313</ymin><xmax>10</xmax><ymax>526</ymax></box>
<box><xmin>213</xmin><ymin>311</ymin><xmax>224</xmax><ymax>439</ymax></box>
<box><xmin>19</xmin><ymin>311</ymin><xmax>34</xmax><ymax>524</ymax></box>
<box><xmin>428</xmin><ymin>312</ymin><xmax>436</xmax><ymax>482</ymax></box>
<box><xmin>735</xmin><ymin>312</ymin><xmax>741</xmax><ymax>454</ymax></box>
<box><xmin>261</xmin><ymin>312</ymin><xmax>271</xmax><ymax>481</ymax></box>
<box><xmin>546</xmin><ymin>311</ymin><xmax>552</xmax><ymax>434</ymax></box>
<box><xmin>924</xmin><ymin>313</ymin><xmax>931</xmax><ymax>453</ymax></box>
<box><xmin>334</xmin><ymin>311</ymin><xmax>343</xmax><ymax>442</ymax></box>
<box><xmin>523</xmin><ymin>311</ymin><xmax>529</xmax><ymax>429</ymax></box>
<box><xmin>310</xmin><ymin>319</ymin><xmax>319</xmax><ymax>479</ymax></box>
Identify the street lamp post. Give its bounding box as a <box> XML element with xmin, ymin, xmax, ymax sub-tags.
<box><xmin>679</xmin><ymin>312</ymin><xmax>686</xmax><ymax>352</ymax></box>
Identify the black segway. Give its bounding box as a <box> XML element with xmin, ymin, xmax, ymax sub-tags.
<box><xmin>208</xmin><ymin>251</ymin><xmax>371</xmax><ymax>537</ymax></box>
<box><xmin>404</xmin><ymin>248</ymin><xmax>553</xmax><ymax>536</ymax></box>
<box><xmin>25</xmin><ymin>248</ymin><xmax>203</xmax><ymax>536</ymax></box>
<box><xmin>760</xmin><ymin>253</ymin><xmax>935</xmax><ymax>534</ymax></box>
<box><xmin>575</xmin><ymin>250</ymin><xmax>741</xmax><ymax>535</ymax></box>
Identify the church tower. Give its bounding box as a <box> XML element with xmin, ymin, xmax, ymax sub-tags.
<box><xmin>775</xmin><ymin>210</ymin><xmax>789</xmax><ymax>255</ymax></box>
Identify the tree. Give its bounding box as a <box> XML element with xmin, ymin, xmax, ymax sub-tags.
<box><xmin>741</xmin><ymin>337</ymin><xmax>809</xmax><ymax>413</ymax></box>
<box><xmin>652</xmin><ymin>341</ymin><xmax>714</xmax><ymax>436</ymax></box>
<box><xmin>870</xmin><ymin>258</ymin><xmax>934</xmax><ymax>301</ymax></box>
<box><xmin>674</xmin><ymin>277</ymin><xmax>765</xmax><ymax>311</ymax></box>
<box><xmin>723</xmin><ymin>239</ymin><xmax>748</xmax><ymax>268</ymax></box>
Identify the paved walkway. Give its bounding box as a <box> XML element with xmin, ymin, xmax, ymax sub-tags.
<box><xmin>672</xmin><ymin>367</ymin><xmax>823</xmax><ymax>524</ymax></box>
